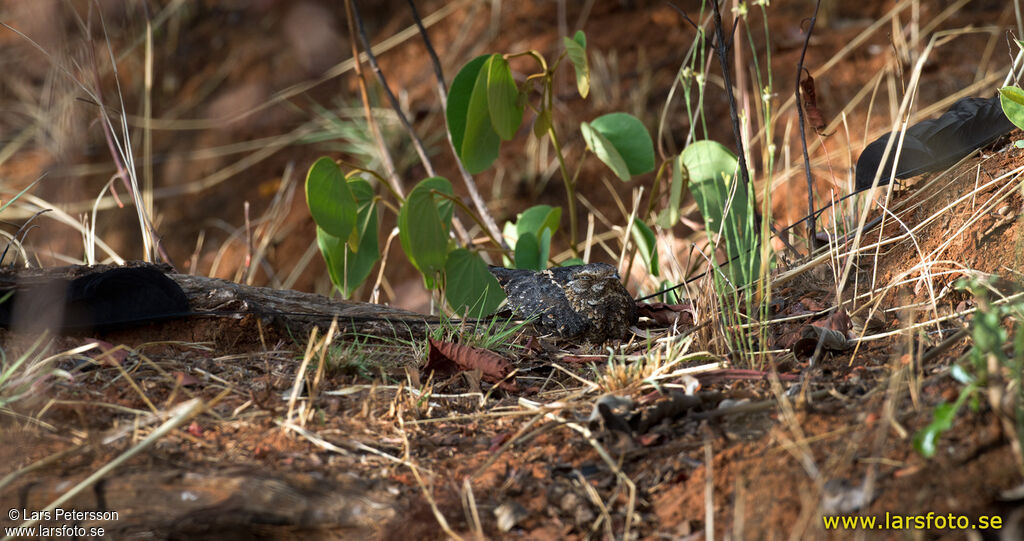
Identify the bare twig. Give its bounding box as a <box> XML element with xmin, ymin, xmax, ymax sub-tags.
<box><xmin>795</xmin><ymin>1</ymin><xmax>824</xmax><ymax>252</ymax></box>
<box><xmin>405</xmin><ymin>0</ymin><xmax>508</xmax><ymax>250</ymax></box>
<box><xmin>708</xmin><ymin>0</ymin><xmax>752</xmax><ymax>198</ymax></box>
<box><xmin>350</xmin><ymin>0</ymin><xmax>436</xmax><ymax>178</ymax></box>
<box><xmin>343</xmin><ymin>0</ymin><xmax>405</xmax><ymax>199</ymax></box>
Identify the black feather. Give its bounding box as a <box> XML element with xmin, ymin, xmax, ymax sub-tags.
<box><xmin>855</xmin><ymin>95</ymin><xmax>1014</xmax><ymax>192</ymax></box>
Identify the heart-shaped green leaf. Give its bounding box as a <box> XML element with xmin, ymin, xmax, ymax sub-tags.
<box><xmin>581</xmin><ymin>121</ymin><xmax>630</xmax><ymax>181</ymax></box>
<box><xmin>684</xmin><ymin>140</ymin><xmax>760</xmax><ymax>288</ymax></box>
<box><xmin>683</xmin><ymin>140</ymin><xmax>739</xmax><ymax>234</ymax></box>
<box><xmin>447</xmin><ymin>55</ymin><xmax>501</xmax><ymax>173</ymax></box>
<box><xmin>486</xmin><ymin>54</ymin><xmax>523</xmax><ymax>140</ymax></box>
<box><xmin>514</xmin><ymin>232</ymin><xmax>542</xmax><ymax>270</ymax></box>
<box><xmin>583</xmin><ymin>113</ymin><xmax>655</xmax><ymax>180</ymax></box>
<box><xmin>399</xmin><ymin>177</ymin><xmax>454</xmax><ymax>288</ymax></box>
<box><xmin>563</xmin><ymin>31</ymin><xmax>590</xmax><ymax>99</ymax></box>
<box><xmin>305</xmin><ymin>157</ymin><xmax>357</xmax><ymax>239</ymax></box>
<box><xmin>445</xmin><ymin>249</ymin><xmax>506</xmax><ymax>316</ymax></box>
<box><xmin>657</xmin><ymin>152</ymin><xmax>688</xmax><ymax>228</ymax></box>
<box><xmin>515</xmin><ymin>205</ymin><xmax>561</xmax><ymax>238</ymax></box>
<box><xmin>999</xmin><ymin>86</ymin><xmax>1024</xmax><ymax>131</ymax></box>
<box><xmin>341</xmin><ymin>179</ymin><xmax>379</xmax><ymax>295</ymax></box>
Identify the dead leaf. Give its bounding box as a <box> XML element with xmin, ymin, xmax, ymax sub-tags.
<box><xmin>798</xmin><ymin>295</ymin><xmax>827</xmax><ymax>312</ymax></box>
<box><xmin>174</xmin><ymin>371</ymin><xmax>200</xmax><ymax>386</ymax></box>
<box><xmin>637</xmin><ymin>301</ymin><xmax>696</xmax><ymax>327</ymax></box>
<box><xmin>792</xmin><ymin>324</ymin><xmax>851</xmax><ymax>358</ymax></box>
<box><xmin>800</xmin><ymin>68</ymin><xmax>830</xmax><ymax>136</ymax></box>
<box><xmin>821</xmin><ymin>308</ymin><xmax>852</xmax><ymax>334</ymax></box>
<box><xmin>489</xmin><ymin>432</ymin><xmax>512</xmax><ymax>452</ymax></box>
<box><xmin>423</xmin><ymin>338</ymin><xmax>514</xmax><ymax>387</ymax></box>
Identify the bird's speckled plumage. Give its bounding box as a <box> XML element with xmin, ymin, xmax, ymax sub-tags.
<box><xmin>488</xmin><ymin>263</ymin><xmax>637</xmax><ymax>343</ymax></box>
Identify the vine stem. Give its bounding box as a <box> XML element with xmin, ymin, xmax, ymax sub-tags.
<box><xmin>546</xmin><ymin>124</ymin><xmax>579</xmax><ymax>258</ymax></box>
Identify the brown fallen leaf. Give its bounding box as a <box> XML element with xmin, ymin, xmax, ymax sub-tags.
<box><xmin>423</xmin><ymin>338</ymin><xmax>515</xmax><ymax>387</ymax></box>
<box><xmin>792</xmin><ymin>324</ymin><xmax>851</xmax><ymax>358</ymax></box>
<box><xmin>174</xmin><ymin>371</ymin><xmax>200</xmax><ymax>386</ymax></box>
<box><xmin>798</xmin><ymin>295</ymin><xmax>828</xmax><ymax>312</ymax></box>
<box><xmin>637</xmin><ymin>301</ymin><xmax>696</xmax><ymax>327</ymax></box>
<box><xmin>820</xmin><ymin>308</ymin><xmax>852</xmax><ymax>333</ymax></box>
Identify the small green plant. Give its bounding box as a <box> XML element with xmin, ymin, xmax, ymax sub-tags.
<box><xmin>316</xmin><ymin>335</ymin><xmax>380</xmax><ymax>380</ymax></box>
<box><xmin>999</xmin><ymin>84</ymin><xmax>1024</xmax><ymax>149</ymax></box>
<box><xmin>502</xmin><ymin>204</ymin><xmax>561</xmax><ymax>270</ymax></box>
<box><xmin>998</xmin><ymin>39</ymin><xmax>1024</xmax><ymax>148</ymax></box>
<box><xmin>429</xmin><ymin>312</ymin><xmax>527</xmax><ymax>352</ymax></box>
<box><xmin>305</xmin><ymin>19</ymin><xmax>772</xmax><ymax>337</ymax></box>
<box><xmin>305</xmin><ymin>29</ymin><xmax>662</xmax><ymax>315</ymax></box>
<box><xmin>914</xmin><ymin>277</ymin><xmax>1024</xmax><ymax>459</ymax></box>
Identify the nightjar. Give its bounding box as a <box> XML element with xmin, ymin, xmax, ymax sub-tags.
<box><xmin>488</xmin><ymin>263</ymin><xmax>638</xmax><ymax>343</ymax></box>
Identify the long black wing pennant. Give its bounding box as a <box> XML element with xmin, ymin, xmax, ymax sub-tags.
<box><xmin>855</xmin><ymin>94</ymin><xmax>1014</xmax><ymax>192</ymax></box>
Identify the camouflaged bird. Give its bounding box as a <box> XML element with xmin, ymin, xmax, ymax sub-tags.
<box><xmin>488</xmin><ymin>263</ymin><xmax>638</xmax><ymax>343</ymax></box>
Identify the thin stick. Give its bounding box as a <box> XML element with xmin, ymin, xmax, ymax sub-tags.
<box><xmin>342</xmin><ymin>0</ymin><xmax>404</xmax><ymax>199</ymax></box>
<box><xmin>795</xmin><ymin>1</ymin><xmax>823</xmax><ymax>252</ymax></box>
<box><xmin>709</xmin><ymin>0</ymin><xmax>752</xmax><ymax>197</ymax></box>
<box><xmin>350</xmin><ymin>0</ymin><xmax>436</xmax><ymax>179</ymax></box>
<box><xmin>405</xmin><ymin>0</ymin><xmax>508</xmax><ymax>249</ymax></box>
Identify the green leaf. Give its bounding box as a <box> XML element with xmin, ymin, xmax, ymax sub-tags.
<box><xmin>949</xmin><ymin>364</ymin><xmax>974</xmax><ymax>385</ymax></box>
<box><xmin>486</xmin><ymin>55</ymin><xmax>523</xmax><ymax>140</ymax></box>
<box><xmin>581</xmin><ymin>121</ymin><xmax>630</xmax><ymax>181</ymax></box>
<box><xmin>657</xmin><ymin>279</ymin><xmax>681</xmax><ymax>304</ymax></box>
<box><xmin>584</xmin><ymin>113</ymin><xmax>655</xmax><ymax>180</ymax></box>
<box><xmin>913</xmin><ymin>379</ymin><xmax>977</xmax><ymax>458</ymax></box>
<box><xmin>631</xmin><ymin>219</ymin><xmax>659</xmax><ymax>277</ymax></box>
<box><xmin>683</xmin><ymin>140</ymin><xmax>739</xmax><ymax>234</ymax></box>
<box><xmin>399</xmin><ymin>177</ymin><xmax>454</xmax><ymax>288</ymax></box>
<box><xmin>657</xmin><ymin>153</ymin><xmax>688</xmax><ymax>228</ymax></box>
<box><xmin>516</xmin><ymin>205</ymin><xmax>561</xmax><ymax>238</ymax></box>
<box><xmin>316</xmin><ymin>226</ymin><xmax>346</xmax><ymax>293</ymax></box>
<box><xmin>445</xmin><ymin>249</ymin><xmax>507</xmax><ymax>316</ymax></box>
<box><xmin>447</xmin><ymin>55</ymin><xmax>501</xmax><ymax>173</ymax></box>
<box><xmin>684</xmin><ymin>140</ymin><xmax>760</xmax><ymax>288</ymax></box>
<box><xmin>340</xmin><ymin>178</ymin><xmax>380</xmax><ymax>295</ymax></box>
<box><xmin>538</xmin><ymin>228</ymin><xmax>552</xmax><ymax>269</ymax></box>
<box><xmin>913</xmin><ymin>402</ymin><xmax>958</xmax><ymax>458</ymax></box>
<box><xmin>563</xmin><ymin>30</ymin><xmax>590</xmax><ymax>99</ymax></box>
<box><xmin>560</xmin><ymin>257</ymin><xmax>585</xmax><ymax>267</ymax></box>
<box><xmin>514</xmin><ymin>232</ymin><xmax>542</xmax><ymax>270</ymax></box>
<box><xmin>1000</xmin><ymin>86</ymin><xmax>1024</xmax><ymax>132</ymax></box>
<box><xmin>305</xmin><ymin>157</ymin><xmax>357</xmax><ymax>239</ymax></box>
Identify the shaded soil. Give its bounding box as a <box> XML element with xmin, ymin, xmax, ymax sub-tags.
<box><xmin>3</xmin><ymin>1</ymin><xmax>1024</xmax><ymax>540</ymax></box>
